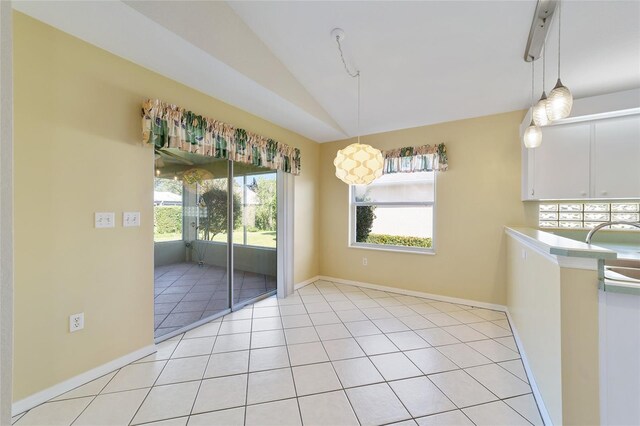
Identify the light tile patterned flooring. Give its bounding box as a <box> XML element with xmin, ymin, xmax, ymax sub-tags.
<box><xmin>14</xmin><ymin>280</ymin><xmax>544</xmax><ymax>426</ymax></box>
<box><xmin>154</xmin><ymin>262</ymin><xmax>276</xmax><ymax>338</ymax></box>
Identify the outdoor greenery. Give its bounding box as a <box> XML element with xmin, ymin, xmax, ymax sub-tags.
<box><xmin>252</xmin><ymin>179</ymin><xmax>277</xmax><ymax>231</ymax></box>
<box><xmin>356</xmin><ymin>205</ymin><xmax>376</xmax><ymax>242</ymax></box>
<box><xmin>211</xmin><ymin>230</ymin><xmax>276</xmax><ymax>248</ymax></box>
<box><xmin>154</xmin><ymin>178</ymin><xmax>183</xmax><ymax>195</ymax></box>
<box><xmin>198</xmin><ymin>184</ymin><xmax>241</xmax><ymax>241</ymax></box>
<box><xmin>155</xmin><ymin>206</ymin><xmax>183</xmax><ymax>235</ymax></box>
<box><xmin>365</xmin><ymin>233</ymin><xmax>432</xmax><ymax>248</ymax></box>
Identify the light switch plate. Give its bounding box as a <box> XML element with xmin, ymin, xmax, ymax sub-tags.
<box><xmin>123</xmin><ymin>212</ymin><xmax>140</xmax><ymax>227</ymax></box>
<box><xmin>95</xmin><ymin>212</ymin><xmax>115</xmax><ymax>228</ymax></box>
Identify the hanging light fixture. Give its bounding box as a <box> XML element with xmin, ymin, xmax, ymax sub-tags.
<box><xmin>332</xmin><ymin>28</ymin><xmax>383</xmax><ymax>185</ymax></box>
<box><xmin>546</xmin><ymin>0</ymin><xmax>573</xmax><ymax>121</ymax></box>
<box><xmin>532</xmin><ymin>41</ymin><xmax>549</xmax><ymax>126</ymax></box>
<box><xmin>524</xmin><ymin>59</ymin><xmax>542</xmax><ymax>149</ymax></box>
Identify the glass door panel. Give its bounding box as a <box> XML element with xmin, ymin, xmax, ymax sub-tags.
<box><xmin>189</xmin><ymin>160</ymin><xmax>229</xmax><ymax>321</ymax></box>
<box><xmin>231</xmin><ymin>163</ymin><xmax>278</xmax><ymax>308</ymax></box>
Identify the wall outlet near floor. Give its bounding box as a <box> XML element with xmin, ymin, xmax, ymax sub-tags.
<box><xmin>69</xmin><ymin>313</ymin><xmax>84</xmax><ymax>332</ymax></box>
<box><xmin>362</xmin><ymin>257</ymin><xmax>368</xmax><ymax>266</ymax></box>
<box><xmin>95</xmin><ymin>212</ymin><xmax>115</xmax><ymax>228</ymax></box>
<box><xmin>123</xmin><ymin>211</ymin><xmax>140</xmax><ymax>227</ymax></box>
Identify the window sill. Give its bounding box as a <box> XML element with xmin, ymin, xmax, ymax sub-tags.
<box><xmin>349</xmin><ymin>242</ymin><xmax>435</xmax><ymax>256</ymax></box>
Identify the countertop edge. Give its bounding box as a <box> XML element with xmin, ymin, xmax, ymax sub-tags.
<box><xmin>505</xmin><ymin>226</ymin><xmax>618</xmax><ymax>260</ymax></box>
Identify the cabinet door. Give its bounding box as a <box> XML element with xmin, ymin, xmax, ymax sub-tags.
<box><xmin>594</xmin><ymin>115</ymin><xmax>640</xmax><ymax>199</ymax></box>
<box><xmin>532</xmin><ymin>122</ymin><xmax>591</xmax><ymax>199</ymax></box>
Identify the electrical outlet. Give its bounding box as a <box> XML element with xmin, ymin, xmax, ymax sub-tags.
<box><xmin>70</xmin><ymin>313</ymin><xmax>84</xmax><ymax>332</ymax></box>
<box><xmin>95</xmin><ymin>212</ymin><xmax>115</xmax><ymax>228</ymax></box>
<box><xmin>123</xmin><ymin>212</ymin><xmax>140</xmax><ymax>227</ymax></box>
<box><xmin>362</xmin><ymin>257</ymin><xmax>368</xmax><ymax>266</ymax></box>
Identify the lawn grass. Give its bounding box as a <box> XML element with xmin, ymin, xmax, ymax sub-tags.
<box><xmin>154</xmin><ymin>230</ymin><xmax>276</xmax><ymax>248</ymax></box>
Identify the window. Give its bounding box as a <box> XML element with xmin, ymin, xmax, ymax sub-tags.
<box><xmin>197</xmin><ymin>171</ymin><xmax>277</xmax><ymax>248</ymax></box>
<box><xmin>350</xmin><ymin>171</ymin><xmax>435</xmax><ymax>252</ymax></box>
<box><xmin>154</xmin><ymin>178</ymin><xmax>183</xmax><ymax>242</ymax></box>
<box><xmin>539</xmin><ymin>202</ymin><xmax>640</xmax><ymax>230</ymax></box>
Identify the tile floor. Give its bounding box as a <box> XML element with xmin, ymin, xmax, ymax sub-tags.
<box><xmin>15</xmin><ymin>280</ymin><xmax>544</xmax><ymax>426</ymax></box>
<box><xmin>154</xmin><ymin>262</ymin><xmax>276</xmax><ymax>338</ymax></box>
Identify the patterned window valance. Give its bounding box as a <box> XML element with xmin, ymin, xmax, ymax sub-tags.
<box><xmin>382</xmin><ymin>143</ymin><xmax>448</xmax><ymax>174</ymax></box>
<box><xmin>142</xmin><ymin>99</ymin><xmax>301</xmax><ymax>175</ymax></box>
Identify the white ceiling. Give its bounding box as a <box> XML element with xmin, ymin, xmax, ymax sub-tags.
<box><xmin>14</xmin><ymin>1</ymin><xmax>640</xmax><ymax>142</ymax></box>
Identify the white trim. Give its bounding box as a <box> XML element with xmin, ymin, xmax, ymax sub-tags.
<box><xmin>11</xmin><ymin>344</ymin><xmax>157</xmax><ymax>416</ymax></box>
<box><xmin>505</xmin><ymin>310</ymin><xmax>554</xmax><ymax>426</ymax></box>
<box><xmin>318</xmin><ymin>275</ymin><xmax>507</xmax><ymax>312</ymax></box>
<box><xmin>294</xmin><ymin>275</ymin><xmax>320</xmax><ymax>291</ymax></box>
<box><xmin>277</xmin><ymin>171</ymin><xmax>295</xmax><ymax>299</ymax></box>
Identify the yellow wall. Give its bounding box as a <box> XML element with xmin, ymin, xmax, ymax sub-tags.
<box><xmin>13</xmin><ymin>13</ymin><xmax>320</xmax><ymax>400</ymax></box>
<box><xmin>506</xmin><ymin>236</ymin><xmax>563</xmax><ymax>425</ymax></box>
<box><xmin>319</xmin><ymin>111</ymin><xmax>539</xmax><ymax>305</ymax></box>
<box><xmin>506</xmin><ymin>234</ymin><xmax>601</xmax><ymax>425</ymax></box>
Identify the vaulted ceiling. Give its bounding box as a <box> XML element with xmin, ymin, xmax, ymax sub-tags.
<box><xmin>14</xmin><ymin>1</ymin><xmax>640</xmax><ymax>142</ymax></box>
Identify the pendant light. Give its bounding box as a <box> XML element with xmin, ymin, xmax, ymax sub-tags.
<box><xmin>532</xmin><ymin>42</ymin><xmax>549</xmax><ymax>126</ymax></box>
<box><xmin>524</xmin><ymin>59</ymin><xmax>542</xmax><ymax>149</ymax></box>
<box><xmin>332</xmin><ymin>29</ymin><xmax>383</xmax><ymax>185</ymax></box>
<box><xmin>546</xmin><ymin>0</ymin><xmax>573</xmax><ymax>120</ymax></box>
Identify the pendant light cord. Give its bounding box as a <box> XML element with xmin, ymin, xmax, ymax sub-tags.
<box><xmin>557</xmin><ymin>0</ymin><xmax>562</xmax><ymax>76</ymax></box>
<box><xmin>336</xmin><ymin>35</ymin><xmax>361</xmax><ymax>143</ymax></box>
<box><xmin>529</xmin><ymin>58</ymin><xmax>536</xmax><ymax>126</ymax></box>
<box><xmin>542</xmin><ymin>40</ymin><xmax>546</xmax><ymax>91</ymax></box>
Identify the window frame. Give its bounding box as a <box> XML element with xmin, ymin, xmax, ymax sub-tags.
<box><xmin>348</xmin><ymin>173</ymin><xmax>436</xmax><ymax>255</ymax></box>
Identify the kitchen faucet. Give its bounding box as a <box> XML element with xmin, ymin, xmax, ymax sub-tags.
<box><xmin>585</xmin><ymin>221</ymin><xmax>640</xmax><ymax>244</ymax></box>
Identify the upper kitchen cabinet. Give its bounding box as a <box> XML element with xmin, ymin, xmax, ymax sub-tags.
<box><xmin>593</xmin><ymin>115</ymin><xmax>640</xmax><ymax>199</ymax></box>
<box><xmin>521</xmin><ymin>89</ymin><xmax>640</xmax><ymax>201</ymax></box>
<box><xmin>527</xmin><ymin>122</ymin><xmax>591</xmax><ymax>200</ymax></box>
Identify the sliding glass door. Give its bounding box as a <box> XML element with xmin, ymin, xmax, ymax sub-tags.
<box><xmin>231</xmin><ymin>163</ymin><xmax>278</xmax><ymax>308</ymax></box>
<box><xmin>154</xmin><ymin>153</ymin><xmax>278</xmax><ymax>341</ymax></box>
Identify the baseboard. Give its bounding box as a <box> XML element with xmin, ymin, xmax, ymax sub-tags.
<box><xmin>294</xmin><ymin>275</ymin><xmax>320</xmax><ymax>291</ymax></box>
<box><xmin>12</xmin><ymin>344</ymin><xmax>156</xmax><ymax>416</ymax></box>
<box><xmin>505</xmin><ymin>311</ymin><xmax>554</xmax><ymax>426</ymax></box>
<box><xmin>317</xmin><ymin>275</ymin><xmax>507</xmax><ymax>312</ymax></box>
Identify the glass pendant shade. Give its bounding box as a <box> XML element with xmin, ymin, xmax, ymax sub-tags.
<box><xmin>532</xmin><ymin>92</ymin><xmax>550</xmax><ymax>126</ymax></box>
<box><xmin>523</xmin><ymin>121</ymin><xmax>542</xmax><ymax>148</ymax></box>
<box><xmin>546</xmin><ymin>79</ymin><xmax>573</xmax><ymax>121</ymax></box>
<box><xmin>334</xmin><ymin>143</ymin><xmax>384</xmax><ymax>185</ymax></box>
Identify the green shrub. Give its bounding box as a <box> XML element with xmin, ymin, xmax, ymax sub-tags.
<box><xmin>154</xmin><ymin>206</ymin><xmax>183</xmax><ymax>234</ymax></box>
<box><xmin>365</xmin><ymin>233</ymin><xmax>432</xmax><ymax>248</ymax></box>
<box><xmin>356</xmin><ymin>205</ymin><xmax>376</xmax><ymax>242</ymax></box>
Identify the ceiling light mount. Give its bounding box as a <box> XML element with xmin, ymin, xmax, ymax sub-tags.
<box><xmin>330</xmin><ymin>28</ymin><xmax>346</xmax><ymax>43</ymax></box>
<box><xmin>524</xmin><ymin>0</ymin><xmax>558</xmax><ymax>62</ymax></box>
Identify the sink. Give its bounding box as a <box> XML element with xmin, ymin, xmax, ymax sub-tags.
<box><xmin>606</xmin><ymin>258</ymin><xmax>640</xmax><ymax>268</ymax></box>
<box><xmin>605</xmin><ymin>258</ymin><xmax>640</xmax><ymax>283</ymax></box>
<box><xmin>607</xmin><ymin>267</ymin><xmax>640</xmax><ymax>281</ymax></box>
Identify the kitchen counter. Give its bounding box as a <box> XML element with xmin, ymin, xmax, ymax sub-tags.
<box><xmin>505</xmin><ymin>227</ymin><xmax>617</xmax><ymax>261</ymax></box>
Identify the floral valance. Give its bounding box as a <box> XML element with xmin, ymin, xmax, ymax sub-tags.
<box><xmin>382</xmin><ymin>143</ymin><xmax>448</xmax><ymax>174</ymax></box>
<box><xmin>142</xmin><ymin>99</ymin><xmax>301</xmax><ymax>175</ymax></box>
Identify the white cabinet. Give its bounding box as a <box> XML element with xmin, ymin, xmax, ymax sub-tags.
<box><xmin>599</xmin><ymin>290</ymin><xmax>640</xmax><ymax>426</ymax></box>
<box><xmin>593</xmin><ymin>115</ymin><xmax>640</xmax><ymax>199</ymax></box>
<box><xmin>528</xmin><ymin>122</ymin><xmax>591</xmax><ymax>200</ymax></box>
<box><xmin>523</xmin><ymin>113</ymin><xmax>640</xmax><ymax>200</ymax></box>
